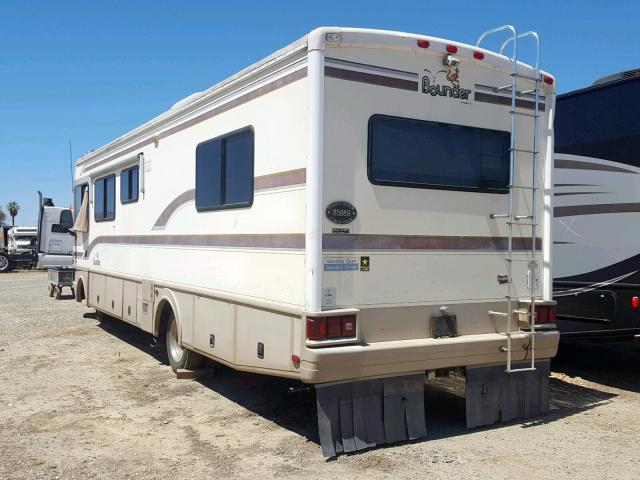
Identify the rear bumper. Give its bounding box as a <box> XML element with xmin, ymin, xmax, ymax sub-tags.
<box><xmin>300</xmin><ymin>330</ymin><xmax>559</xmax><ymax>383</ymax></box>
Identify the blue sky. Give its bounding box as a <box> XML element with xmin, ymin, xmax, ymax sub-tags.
<box><xmin>0</xmin><ymin>0</ymin><xmax>637</xmax><ymax>225</ymax></box>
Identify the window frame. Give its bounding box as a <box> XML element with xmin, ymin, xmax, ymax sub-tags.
<box><xmin>94</xmin><ymin>174</ymin><xmax>116</xmax><ymax>222</ymax></box>
<box><xmin>367</xmin><ymin>114</ymin><xmax>511</xmax><ymax>194</ymax></box>
<box><xmin>195</xmin><ymin>126</ymin><xmax>255</xmax><ymax>212</ymax></box>
<box><xmin>120</xmin><ymin>165</ymin><xmax>139</xmax><ymax>204</ymax></box>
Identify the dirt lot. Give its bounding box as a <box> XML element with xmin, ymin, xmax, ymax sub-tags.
<box><xmin>1</xmin><ymin>271</ymin><xmax>639</xmax><ymax>479</ymax></box>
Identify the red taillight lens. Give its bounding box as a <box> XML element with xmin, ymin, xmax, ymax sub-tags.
<box><xmin>473</xmin><ymin>51</ymin><xmax>485</xmax><ymax>60</ymax></box>
<box><xmin>327</xmin><ymin>317</ymin><xmax>342</xmax><ymax>338</ymax></box>
<box><xmin>306</xmin><ymin>317</ymin><xmax>327</xmax><ymax>340</ymax></box>
<box><xmin>535</xmin><ymin>304</ymin><xmax>557</xmax><ymax>324</ymax></box>
<box><xmin>543</xmin><ymin>75</ymin><xmax>554</xmax><ymax>85</ymax></box>
<box><xmin>417</xmin><ymin>39</ymin><xmax>430</xmax><ymax>48</ymax></box>
<box><xmin>306</xmin><ymin>315</ymin><xmax>357</xmax><ymax>340</ymax></box>
<box><xmin>632</xmin><ymin>296</ymin><xmax>639</xmax><ymax>311</ymax></box>
<box><xmin>446</xmin><ymin>44</ymin><xmax>457</xmax><ymax>54</ymax></box>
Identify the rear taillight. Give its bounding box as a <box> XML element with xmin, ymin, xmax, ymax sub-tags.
<box><xmin>534</xmin><ymin>304</ymin><xmax>557</xmax><ymax>324</ymax></box>
<box><xmin>632</xmin><ymin>296</ymin><xmax>639</xmax><ymax>311</ymax></box>
<box><xmin>306</xmin><ymin>315</ymin><xmax>357</xmax><ymax>340</ymax></box>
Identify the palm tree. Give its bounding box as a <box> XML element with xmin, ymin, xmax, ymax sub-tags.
<box><xmin>0</xmin><ymin>207</ymin><xmax>5</xmax><ymax>225</ymax></box>
<box><xmin>6</xmin><ymin>201</ymin><xmax>19</xmax><ymax>226</ymax></box>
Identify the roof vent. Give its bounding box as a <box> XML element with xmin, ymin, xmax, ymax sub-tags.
<box><xmin>592</xmin><ymin>68</ymin><xmax>640</xmax><ymax>86</ymax></box>
<box><xmin>170</xmin><ymin>91</ymin><xmax>203</xmax><ymax>110</ymax></box>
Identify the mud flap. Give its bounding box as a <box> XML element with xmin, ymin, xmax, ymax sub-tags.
<box><xmin>465</xmin><ymin>360</ymin><xmax>550</xmax><ymax>428</ymax></box>
<box><xmin>316</xmin><ymin>374</ymin><xmax>427</xmax><ymax>457</ymax></box>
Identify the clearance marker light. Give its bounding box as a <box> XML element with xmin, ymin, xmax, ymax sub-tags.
<box><xmin>446</xmin><ymin>44</ymin><xmax>458</xmax><ymax>54</ymax></box>
<box><xmin>417</xmin><ymin>39</ymin><xmax>430</xmax><ymax>48</ymax></box>
<box><xmin>543</xmin><ymin>75</ymin><xmax>554</xmax><ymax>85</ymax></box>
<box><xmin>473</xmin><ymin>51</ymin><xmax>485</xmax><ymax>60</ymax></box>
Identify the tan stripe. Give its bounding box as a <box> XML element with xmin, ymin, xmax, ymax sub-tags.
<box><xmin>474</xmin><ymin>91</ymin><xmax>546</xmax><ymax>111</ymax></box>
<box><xmin>152</xmin><ymin>168</ymin><xmax>307</xmax><ymax>229</ymax></box>
<box><xmin>323</xmin><ymin>234</ymin><xmax>542</xmax><ymax>251</ymax></box>
<box><xmin>82</xmin><ymin>68</ymin><xmax>307</xmax><ymax>174</ymax></box>
<box><xmin>254</xmin><ymin>168</ymin><xmax>306</xmax><ymax>190</ymax></box>
<box><xmin>85</xmin><ymin>233</ymin><xmax>306</xmax><ymax>257</ymax></box>
<box><xmin>554</xmin><ymin>203</ymin><xmax>640</xmax><ymax>218</ymax></box>
<box><xmin>83</xmin><ymin>233</ymin><xmax>542</xmax><ymax>258</ymax></box>
<box><xmin>325</xmin><ymin>66</ymin><xmax>418</xmax><ymax>92</ymax></box>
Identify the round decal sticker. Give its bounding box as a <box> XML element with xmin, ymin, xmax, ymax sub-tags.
<box><xmin>326</xmin><ymin>201</ymin><xmax>357</xmax><ymax>225</ymax></box>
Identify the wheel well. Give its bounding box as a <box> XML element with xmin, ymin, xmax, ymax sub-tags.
<box><xmin>156</xmin><ymin>300</ymin><xmax>174</xmax><ymax>337</ymax></box>
<box><xmin>76</xmin><ymin>277</ymin><xmax>86</xmax><ymax>301</ymax></box>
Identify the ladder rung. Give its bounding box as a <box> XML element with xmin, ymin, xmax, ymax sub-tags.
<box><xmin>510</xmin><ymin>110</ymin><xmax>539</xmax><ymax>118</ymax></box>
<box><xmin>506</xmin><ymin>222</ymin><xmax>538</xmax><ymax>226</ymax></box>
<box><xmin>510</xmin><ymin>148</ymin><xmax>539</xmax><ymax>154</ymax></box>
<box><xmin>494</xmin><ymin>84</ymin><xmax>513</xmax><ymax>92</ymax></box>
<box><xmin>506</xmin><ymin>367</ymin><xmax>537</xmax><ymax>373</ymax></box>
<box><xmin>510</xmin><ymin>185</ymin><xmax>538</xmax><ymax>190</ymax></box>
<box><xmin>488</xmin><ymin>310</ymin><xmax>510</xmax><ymax>317</ymax></box>
<box><xmin>511</xmin><ymin>72</ymin><xmax>540</xmax><ymax>82</ymax></box>
<box><xmin>514</xmin><ymin>215</ymin><xmax>534</xmax><ymax>220</ymax></box>
<box><xmin>489</xmin><ymin>213</ymin><xmax>509</xmax><ymax>219</ymax></box>
<box><xmin>520</xmin><ymin>89</ymin><xmax>538</xmax><ymax>95</ymax></box>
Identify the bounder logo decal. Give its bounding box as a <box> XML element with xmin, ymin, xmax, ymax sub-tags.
<box><xmin>421</xmin><ymin>67</ymin><xmax>471</xmax><ymax>101</ymax></box>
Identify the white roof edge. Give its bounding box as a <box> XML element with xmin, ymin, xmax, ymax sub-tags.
<box><xmin>78</xmin><ymin>26</ymin><xmax>554</xmax><ymax>167</ymax></box>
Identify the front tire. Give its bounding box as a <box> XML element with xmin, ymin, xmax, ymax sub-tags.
<box><xmin>165</xmin><ymin>311</ymin><xmax>202</xmax><ymax>372</ymax></box>
<box><xmin>0</xmin><ymin>254</ymin><xmax>11</xmax><ymax>273</ymax></box>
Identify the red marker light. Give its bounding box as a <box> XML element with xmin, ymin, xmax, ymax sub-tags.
<box><xmin>417</xmin><ymin>39</ymin><xmax>430</xmax><ymax>48</ymax></box>
<box><xmin>446</xmin><ymin>44</ymin><xmax>458</xmax><ymax>54</ymax></box>
<box><xmin>632</xmin><ymin>296</ymin><xmax>639</xmax><ymax>311</ymax></box>
<box><xmin>473</xmin><ymin>51</ymin><xmax>485</xmax><ymax>60</ymax></box>
<box><xmin>543</xmin><ymin>75</ymin><xmax>554</xmax><ymax>85</ymax></box>
<box><xmin>291</xmin><ymin>354</ymin><xmax>301</xmax><ymax>365</ymax></box>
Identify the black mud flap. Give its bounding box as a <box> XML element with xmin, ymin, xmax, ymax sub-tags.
<box><xmin>315</xmin><ymin>374</ymin><xmax>427</xmax><ymax>458</ymax></box>
<box><xmin>465</xmin><ymin>360</ymin><xmax>550</xmax><ymax>428</ymax></box>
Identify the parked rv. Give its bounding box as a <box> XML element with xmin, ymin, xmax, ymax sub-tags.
<box><xmin>72</xmin><ymin>26</ymin><xmax>559</xmax><ymax>456</ymax></box>
<box><xmin>0</xmin><ymin>193</ymin><xmax>74</xmax><ymax>273</ymax></box>
<box><xmin>554</xmin><ymin>69</ymin><xmax>640</xmax><ymax>340</ymax></box>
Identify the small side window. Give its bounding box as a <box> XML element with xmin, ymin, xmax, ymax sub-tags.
<box><xmin>51</xmin><ymin>210</ymin><xmax>74</xmax><ymax>233</ymax></box>
<box><xmin>94</xmin><ymin>174</ymin><xmax>116</xmax><ymax>222</ymax></box>
<box><xmin>74</xmin><ymin>183</ymin><xmax>88</xmax><ymax>221</ymax></box>
<box><xmin>120</xmin><ymin>166</ymin><xmax>139</xmax><ymax>204</ymax></box>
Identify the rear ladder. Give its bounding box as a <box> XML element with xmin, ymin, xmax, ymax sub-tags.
<box><xmin>477</xmin><ymin>26</ymin><xmax>543</xmax><ymax>373</ymax></box>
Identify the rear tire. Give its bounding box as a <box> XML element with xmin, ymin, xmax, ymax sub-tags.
<box><xmin>165</xmin><ymin>311</ymin><xmax>202</xmax><ymax>373</ymax></box>
<box><xmin>0</xmin><ymin>254</ymin><xmax>11</xmax><ymax>273</ymax></box>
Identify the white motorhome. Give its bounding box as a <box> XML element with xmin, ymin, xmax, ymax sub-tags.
<box><xmin>72</xmin><ymin>26</ymin><xmax>559</xmax><ymax>456</ymax></box>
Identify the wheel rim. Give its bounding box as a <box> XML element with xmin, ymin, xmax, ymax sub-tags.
<box><xmin>0</xmin><ymin>256</ymin><xmax>8</xmax><ymax>270</ymax></box>
<box><xmin>168</xmin><ymin>318</ymin><xmax>184</xmax><ymax>364</ymax></box>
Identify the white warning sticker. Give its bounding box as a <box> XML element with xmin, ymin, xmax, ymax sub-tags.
<box><xmin>324</xmin><ymin>257</ymin><xmax>359</xmax><ymax>272</ymax></box>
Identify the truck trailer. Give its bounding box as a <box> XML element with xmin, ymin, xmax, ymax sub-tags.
<box><xmin>72</xmin><ymin>26</ymin><xmax>559</xmax><ymax>456</ymax></box>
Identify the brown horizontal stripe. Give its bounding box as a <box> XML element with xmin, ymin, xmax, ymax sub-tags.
<box><xmin>554</xmin><ymin>159</ymin><xmax>637</xmax><ymax>174</ymax></box>
<box><xmin>82</xmin><ymin>68</ymin><xmax>307</xmax><ymax>173</ymax></box>
<box><xmin>152</xmin><ymin>168</ymin><xmax>307</xmax><ymax>229</ymax></box>
<box><xmin>554</xmin><ymin>203</ymin><xmax>640</xmax><ymax>218</ymax></box>
<box><xmin>325</xmin><ymin>66</ymin><xmax>418</xmax><ymax>92</ymax></box>
<box><xmin>254</xmin><ymin>168</ymin><xmax>306</xmax><ymax>190</ymax></box>
<box><xmin>323</xmin><ymin>234</ymin><xmax>541</xmax><ymax>251</ymax></box>
<box><xmin>85</xmin><ymin>234</ymin><xmax>306</xmax><ymax>257</ymax></box>
<box><xmin>81</xmin><ymin>233</ymin><xmax>542</xmax><ymax>257</ymax></box>
<box><xmin>474</xmin><ymin>91</ymin><xmax>546</xmax><ymax>111</ymax></box>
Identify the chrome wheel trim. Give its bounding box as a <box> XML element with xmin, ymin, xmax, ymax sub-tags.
<box><xmin>0</xmin><ymin>256</ymin><xmax>8</xmax><ymax>270</ymax></box>
<box><xmin>168</xmin><ymin>318</ymin><xmax>184</xmax><ymax>364</ymax></box>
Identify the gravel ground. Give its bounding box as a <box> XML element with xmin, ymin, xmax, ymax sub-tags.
<box><xmin>1</xmin><ymin>270</ymin><xmax>639</xmax><ymax>479</ymax></box>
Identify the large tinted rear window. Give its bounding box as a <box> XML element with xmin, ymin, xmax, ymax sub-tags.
<box><xmin>368</xmin><ymin>115</ymin><xmax>510</xmax><ymax>193</ymax></box>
